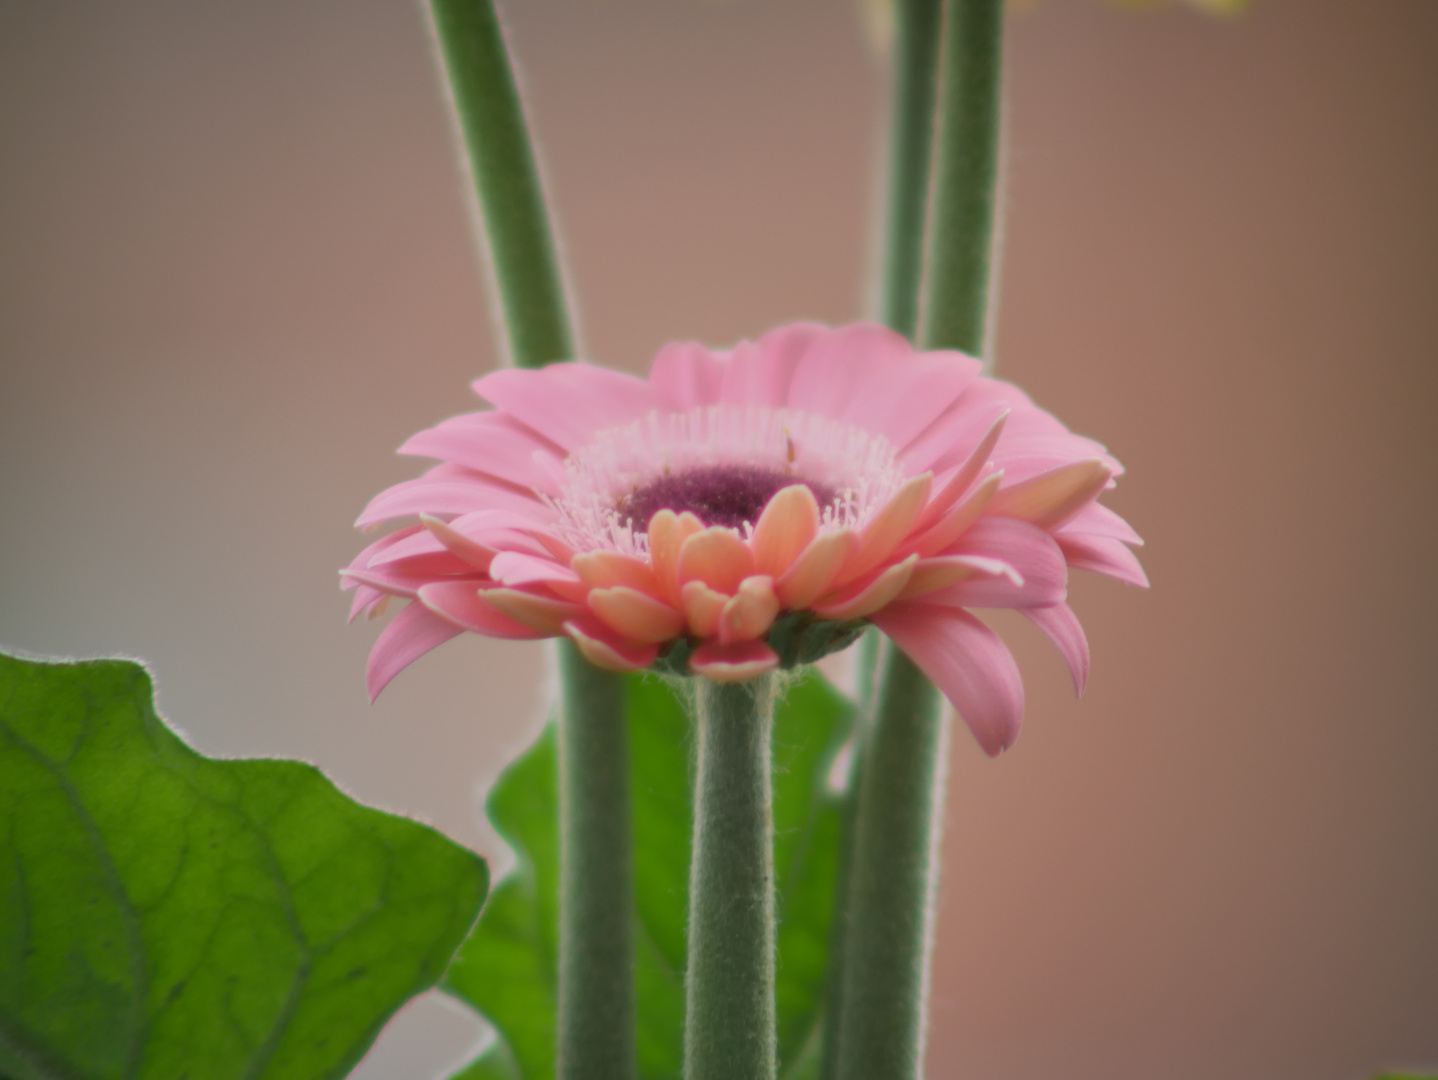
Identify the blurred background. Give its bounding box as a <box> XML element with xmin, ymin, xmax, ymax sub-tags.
<box><xmin>2</xmin><ymin>0</ymin><xmax>1435</xmax><ymax>1076</ymax></box>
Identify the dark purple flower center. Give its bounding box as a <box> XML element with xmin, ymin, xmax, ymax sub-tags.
<box><xmin>620</xmin><ymin>464</ymin><xmax>835</xmax><ymax>532</ymax></box>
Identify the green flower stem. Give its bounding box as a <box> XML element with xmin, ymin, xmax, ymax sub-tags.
<box><xmin>685</xmin><ymin>675</ymin><xmax>780</xmax><ymax>1080</ymax></box>
<box><xmin>428</xmin><ymin>6</ymin><xmax>633</xmax><ymax>1080</ymax></box>
<box><xmin>429</xmin><ymin>0</ymin><xmax>575</xmax><ymax>370</ymax></box>
<box><xmin>835</xmin><ymin>650</ymin><xmax>948</xmax><ymax>1080</ymax></box>
<box><xmin>877</xmin><ymin>0</ymin><xmax>946</xmax><ymax>341</ymax></box>
<box><xmin>555</xmin><ymin>643</ymin><xmax>636</xmax><ymax>1080</ymax></box>
<box><xmin>837</xmin><ymin>4</ymin><xmax>1005</xmax><ymax>1079</ymax></box>
<box><xmin>921</xmin><ymin>0</ymin><xmax>1005</xmax><ymax>359</ymax></box>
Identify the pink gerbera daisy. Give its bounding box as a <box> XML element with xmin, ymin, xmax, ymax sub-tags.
<box><xmin>343</xmin><ymin>322</ymin><xmax>1146</xmax><ymax>754</ymax></box>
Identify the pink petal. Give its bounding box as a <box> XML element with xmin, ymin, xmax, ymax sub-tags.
<box><xmin>418</xmin><ymin>582</ymin><xmax>548</xmax><ymax>639</ymax></box>
<box><xmin>841</xmin><ymin>350</ymin><xmax>979</xmax><ymax>451</ymax></box>
<box><xmin>753</xmin><ymin>322</ymin><xmax>826</xmax><ymax>404</ymax></box>
<box><xmin>926</xmin><ymin>517</ymin><xmax>1067</xmax><ymax>609</ymax></box>
<box><xmin>786</xmin><ymin>323</ymin><xmax>912</xmax><ymax>417</ymax></box>
<box><xmin>366</xmin><ymin>601</ymin><xmax>463</xmax><ymax>702</ymax></box>
<box><xmin>472</xmin><ymin>363</ymin><xmax>662</xmax><ymax>451</ymax></box>
<box><xmin>1023</xmin><ymin>602</ymin><xmax>1090</xmax><ymax>696</ymax></box>
<box><xmin>718</xmin><ymin>340</ymin><xmax>772</xmax><ymax>405</ymax></box>
<box><xmin>355</xmin><ymin>472</ymin><xmax>552</xmax><ymax>528</ymax></box>
<box><xmin>563</xmin><ymin>617</ymin><xmax>660</xmax><ymax>673</ymax></box>
<box><xmin>689</xmin><ymin>639</ymin><xmax>780</xmax><ymax>683</ymax></box>
<box><xmin>342</xmin><ymin>565</ymin><xmax>481</xmax><ymax>600</ymax></box>
<box><xmin>399</xmin><ymin>412</ymin><xmax>564</xmax><ymax>494</ymax></box>
<box><xmin>345</xmin><ymin>524</ymin><xmax>423</xmax><ymax>576</ymax></box>
<box><xmin>1059</xmin><ymin>502</ymin><xmax>1144</xmax><ymax>546</ymax></box>
<box><xmin>1057</xmin><ymin>534</ymin><xmax>1150</xmax><ymax>588</ymax></box>
<box><xmin>650</xmin><ymin>340</ymin><xmax>727</xmax><ymax>410</ymax></box>
<box><xmin>488</xmin><ymin>550</ymin><xmax>581</xmax><ymax>590</ymax></box>
<box><xmin>988</xmin><ymin>459</ymin><xmax>1112</xmax><ymax>532</ymax></box>
<box><xmin>872</xmin><ymin>604</ymin><xmax>1024</xmax><ymax>756</ymax></box>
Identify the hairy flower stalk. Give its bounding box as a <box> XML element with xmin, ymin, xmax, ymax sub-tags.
<box><xmin>427</xmin><ymin>4</ymin><xmax>634</xmax><ymax>1079</ymax></box>
<box><xmin>684</xmin><ymin>675</ymin><xmax>780</xmax><ymax>1080</ymax></box>
<box><xmin>837</xmin><ymin>2</ymin><xmax>1009</xmax><ymax>1078</ymax></box>
<box><xmin>823</xmin><ymin>2</ymin><xmax>943</xmax><ymax>1075</ymax></box>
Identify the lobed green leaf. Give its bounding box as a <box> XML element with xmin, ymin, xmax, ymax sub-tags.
<box><xmin>0</xmin><ymin>652</ymin><xmax>488</xmax><ymax>1080</ymax></box>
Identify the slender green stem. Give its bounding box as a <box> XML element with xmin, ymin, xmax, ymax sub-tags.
<box><xmin>685</xmin><ymin>675</ymin><xmax>779</xmax><ymax>1080</ymax></box>
<box><xmin>921</xmin><ymin>0</ymin><xmax>1004</xmax><ymax>358</ymax></box>
<box><xmin>836</xmin><ymin>4</ymin><xmax>1005</xmax><ymax>1078</ymax></box>
<box><xmin>555</xmin><ymin>643</ymin><xmax>636</xmax><ymax>1080</ymax></box>
<box><xmin>822</xmin><ymin>2</ymin><xmax>943</xmax><ymax>1074</ymax></box>
<box><xmin>835</xmin><ymin>651</ymin><xmax>947</xmax><ymax>1080</ymax></box>
<box><xmin>429</xmin><ymin>0</ymin><xmax>575</xmax><ymax>369</ymax></box>
<box><xmin>427</xmin><ymin>6</ymin><xmax>632</xmax><ymax>1079</ymax></box>
<box><xmin>877</xmin><ymin>0</ymin><xmax>945</xmax><ymax>341</ymax></box>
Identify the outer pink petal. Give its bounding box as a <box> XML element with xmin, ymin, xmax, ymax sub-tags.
<box><xmin>1058</xmin><ymin>534</ymin><xmax>1150</xmax><ymax>588</ymax></box>
<box><xmin>873</xmin><ymin>604</ymin><xmax>1025</xmax><ymax>757</ymax></box>
<box><xmin>1023</xmin><ymin>602</ymin><xmax>1090</xmax><ymax>695</ymax></box>
<box><xmin>562</xmin><ymin>616</ymin><xmax>660</xmax><ymax>673</ymax></box>
<box><xmin>650</xmin><ymin>340</ymin><xmax>727</xmax><ymax>410</ymax></box>
<box><xmin>753</xmin><ymin>322</ymin><xmax>826</xmax><ymax>404</ymax></box>
<box><xmin>488</xmin><ymin>550</ymin><xmax>581</xmax><ymax>590</ymax></box>
<box><xmin>342</xmin><ymin>565</ymin><xmax>481</xmax><ymax>600</ymax></box>
<box><xmin>345</xmin><ymin>525</ymin><xmax>423</xmax><ymax>577</ymax></box>
<box><xmin>786</xmin><ymin>323</ymin><xmax>912</xmax><ymax>417</ymax></box>
<box><xmin>366</xmin><ymin>601</ymin><xmax>463</xmax><ymax>702</ymax></box>
<box><xmin>901</xmin><ymin>399</ymin><xmax>1011</xmax><ymax>476</ymax></box>
<box><xmin>473</xmin><ymin>363</ymin><xmax>662</xmax><ymax>450</ymax></box>
<box><xmin>926</xmin><ymin>517</ymin><xmax>1067</xmax><ymax>609</ymax></box>
<box><xmin>841</xmin><ymin>350</ymin><xmax>979</xmax><ymax>451</ymax></box>
<box><xmin>1059</xmin><ymin>502</ymin><xmax>1144</xmax><ymax>546</ymax></box>
<box><xmin>356</xmin><ymin>473</ymin><xmax>553</xmax><ymax>528</ymax></box>
<box><xmin>418</xmin><ymin>582</ymin><xmax>548</xmax><ymax>639</ymax></box>
<box><xmin>399</xmin><ymin>412</ymin><xmax>564</xmax><ymax>494</ymax></box>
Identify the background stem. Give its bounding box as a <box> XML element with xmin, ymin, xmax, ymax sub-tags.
<box><xmin>429</xmin><ymin>0</ymin><xmax>575</xmax><ymax>370</ymax></box>
<box><xmin>921</xmin><ymin>0</ymin><xmax>1004</xmax><ymax>358</ymax></box>
<box><xmin>877</xmin><ymin>0</ymin><xmax>946</xmax><ymax>342</ymax></box>
<box><xmin>685</xmin><ymin>676</ymin><xmax>779</xmax><ymax>1080</ymax></box>
<box><xmin>428</xmin><ymin>6</ymin><xmax>633</xmax><ymax>1080</ymax></box>
<box><xmin>837</xmin><ymin>3</ymin><xmax>1005</xmax><ymax>1079</ymax></box>
<box><xmin>556</xmin><ymin>644</ymin><xmax>636</xmax><ymax>1080</ymax></box>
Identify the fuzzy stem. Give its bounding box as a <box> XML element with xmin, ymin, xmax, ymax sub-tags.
<box><xmin>877</xmin><ymin>0</ymin><xmax>946</xmax><ymax>341</ymax></box>
<box><xmin>835</xmin><ymin>650</ymin><xmax>947</xmax><ymax>1080</ymax></box>
<box><xmin>555</xmin><ymin>643</ymin><xmax>636</xmax><ymax>1080</ymax></box>
<box><xmin>921</xmin><ymin>0</ymin><xmax>1004</xmax><ymax>358</ymax></box>
<box><xmin>427</xmin><ymin>6</ymin><xmax>633</xmax><ymax>1080</ymax></box>
<box><xmin>428</xmin><ymin>0</ymin><xmax>575</xmax><ymax>370</ymax></box>
<box><xmin>685</xmin><ymin>675</ymin><xmax>779</xmax><ymax>1080</ymax></box>
<box><xmin>837</xmin><ymin>4</ymin><xmax>1005</xmax><ymax>1078</ymax></box>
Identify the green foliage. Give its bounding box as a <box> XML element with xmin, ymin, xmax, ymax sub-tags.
<box><xmin>0</xmin><ymin>652</ymin><xmax>489</xmax><ymax>1080</ymax></box>
<box><xmin>444</xmin><ymin>670</ymin><xmax>856</xmax><ymax>1080</ymax></box>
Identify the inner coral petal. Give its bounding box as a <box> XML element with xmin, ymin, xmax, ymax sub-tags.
<box><xmin>908</xmin><ymin>472</ymin><xmax>1003</xmax><ymax>558</ymax></box>
<box><xmin>988</xmin><ymin>459</ymin><xmax>1112</xmax><ymax>532</ymax></box>
<box><xmin>418</xmin><ymin>582</ymin><xmax>548</xmax><ymax>639</ymax></box>
<box><xmin>563</xmin><ymin>617</ymin><xmax>660</xmax><ymax>673</ymax></box>
<box><xmin>571</xmin><ymin>550</ymin><xmax>663</xmax><ymax>596</ymax></box>
<box><xmin>813</xmin><ymin>555</ymin><xmax>917</xmax><ymax>621</ymax></box>
<box><xmin>480</xmin><ymin>588</ymin><xmax>582</xmax><ymax>635</ymax></box>
<box><xmin>900</xmin><ymin>554</ymin><xmax>1020</xmax><ymax>599</ymax></box>
<box><xmin>837</xmin><ymin>472</ymin><xmax>931</xmax><ymax>586</ymax></box>
<box><xmin>750</xmin><ymin>484</ymin><xmax>821</xmax><ymax>579</ymax></box>
<box><xmin>690</xmin><ymin>639</ymin><xmax>780</xmax><ymax>683</ymax></box>
<box><xmin>648</xmin><ymin>509</ymin><xmax>706</xmax><ymax>605</ymax></box>
<box><xmin>677</xmin><ymin>527</ymin><xmax>755</xmax><ymax>594</ymax></box>
<box><xmin>588</xmin><ymin>586</ymin><xmax>686</xmax><ymax>644</ymax></box>
<box><xmin>718</xmin><ymin>576</ymin><xmax>781</xmax><ymax>644</ymax></box>
<box><xmin>775</xmin><ymin>528</ymin><xmax>860</xmax><ymax>610</ymax></box>
<box><xmin>682</xmin><ymin>580</ymin><xmax>731</xmax><ymax>638</ymax></box>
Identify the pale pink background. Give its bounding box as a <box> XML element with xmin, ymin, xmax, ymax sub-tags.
<box><xmin>1</xmin><ymin>1</ymin><xmax>1434</xmax><ymax>1077</ymax></box>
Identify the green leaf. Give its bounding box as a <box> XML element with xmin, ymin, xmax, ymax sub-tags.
<box><xmin>0</xmin><ymin>652</ymin><xmax>488</xmax><ymax>1080</ymax></box>
<box><xmin>443</xmin><ymin>670</ymin><xmax>854</xmax><ymax>1080</ymax></box>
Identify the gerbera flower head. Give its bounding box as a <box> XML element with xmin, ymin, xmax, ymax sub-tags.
<box><xmin>344</xmin><ymin>323</ymin><xmax>1146</xmax><ymax>754</ymax></box>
